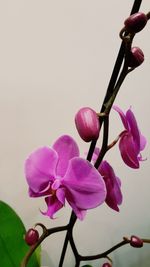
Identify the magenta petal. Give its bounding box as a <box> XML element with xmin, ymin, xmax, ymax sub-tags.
<box><xmin>99</xmin><ymin>161</ymin><xmax>122</xmax><ymax>212</ymax></box>
<box><xmin>140</xmin><ymin>133</ymin><xmax>147</xmax><ymax>151</ymax></box>
<box><xmin>42</xmin><ymin>195</ymin><xmax>63</xmax><ymax>219</ymax></box>
<box><xmin>115</xmin><ymin>177</ymin><xmax>122</xmax><ymax>205</ymax></box>
<box><xmin>126</xmin><ymin>109</ymin><xmax>140</xmax><ymax>151</ymax></box>
<box><xmin>53</xmin><ymin>135</ymin><xmax>79</xmax><ymax>177</ymax></box>
<box><xmin>63</xmin><ymin>158</ymin><xmax>106</xmax><ymax>210</ymax></box>
<box><xmin>25</xmin><ymin>147</ymin><xmax>58</xmax><ymax>193</ymax></box>
<box><xmin>29</xmin><ymin>184</ymin><xmax>51</xmax><ymax>197</ymax></box>
<box><xmin>108</xmin><ymin>176</ymin><xmax>122</xmax><ymax>211</ymax></box>
<box><xmin>113</xmin><ymin>105</ymin><xmax>129</xmax><ymax>130</ymax></box>
<box><xmin>119</xmin><ymin>133</ymin><xmax>139</xmax><ymax>168</ymax></box>
<box><xmin>56</xmin><ymin>188</ymin><xmax>66</xmax><ymax>205</ymax></box>
<box><xmin>68</xmin><ymin>201</ymin><xmax>87</xmax><ymax>220</ymax></box>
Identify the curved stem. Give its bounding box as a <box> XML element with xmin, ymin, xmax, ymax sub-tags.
<box><xmin>81</xmin><ymin>240</ymin><xmax>129</xmax><ymax>261</ymax></box>
<box><xmin>57</xmin><ymin>2</ymin><xmax>144</xmax><ymax>266</ymax></box>
<box><xmin>58</xmin><ymin>232</ymin><xmax>70</xmax><ymax>267</ymax></box>
<box><xmin>87</xmin><ymin>0</ymin><xmax>142</xmax><ymax>163</ymax></box>
<box><xmin>69</xmin><ymin>228</ymin><xmax>80</xmax><ymax>266</ymax></box>
<box><xmin>21</xmin><ymin>1</ymin><xmax>144</xmax><ymax>267</ymax></box>
<box><xmin>58</xmin><ymin>211</ymin><xmax>77</xmax><ymax>267</ymax></box>
<box><xmin>94</xmin><ymin>115</ymin><xmax>109</xmax><ymax>169</ymax></box>
<box><xmin>20</xmin><ymin>225</ymin><xmax>68</xmax><ymax>267</ymax></box>
<box><xmin>80</xmin><ymin>238</ymin><xmax>150</xmax><ymax>262</ymax></box>
<box><xmin>94</xmin><ymin>65</ymin><xmax>128</xmax><ymax>169</ymax></box>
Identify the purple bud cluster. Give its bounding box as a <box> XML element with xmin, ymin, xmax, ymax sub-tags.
<box><xmin>124</xmin><ymin>12</ymin><xmax>148</xmax><ymax>68</ymax></box>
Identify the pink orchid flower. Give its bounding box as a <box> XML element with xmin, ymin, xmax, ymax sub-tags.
<box><xmin>98</xmin><ymin>161</ymin><xmax>122</xmax><ymax>212</ymax></box>
<box><xmin>113</xmin><ymin>106</ymin><xmax>146</xmax><ymax>169</ymax></box>
<box><xmin>93</xmin><ymin>149</ymin><xmax>122</xmax><ymax>211</ymax></box>
<box><xmin>25</xmin><ymin>135</ymin><xmax>106</xmax><ymax>220</ymax></box>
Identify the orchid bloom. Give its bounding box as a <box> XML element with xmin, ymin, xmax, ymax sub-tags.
<box><xmin>93</xmin><ymin>149</ymin><xmax>122</xmax><ymax>212</ymax></box>
<box><xmin>25</xmin><ymin>135</ymin><xmax>106</xmax><ymax>220</ymax></box>
<box><xmin>113</xmin><ymin>106</ymin><xmax>146</xmax><ymax>169</ymax></box>
<box><xmin>98</xmin><ymin>161</ymin><xmax>122</xmax><ymax>212</ymax></box>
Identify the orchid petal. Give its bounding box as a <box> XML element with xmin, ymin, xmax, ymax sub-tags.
<box><xmin>67</xmin><ymin>200</ymin><xmax>87</xmax><ymax>220</ymax></box>
<box><xmin>53</xmin><ymin>135</ymin><xmax>79</xmax><ymax>177</ymax></box>
<box><xmin>119</xmin><ymin>133</ymin><xmax>139</xmax><ymax>168</ymax></box>
<box><xmin>42</xmin><ymin>195</ymin><xmax>63</xmax><ymax>219</ymax></box>
<box><xmin>56</xmin><ymin>188</ymin><xmax>66</xmax><ymax>205</ymax></box>
<box><xmin>126</xmin><ymin>109</ymin><xmax>140</xmax><ymax>151</ymax></box>
<box><xmin>25</xmin><ymin>147</ymin><xmax>58</xmax><ymax>193</ymax></box>
<box><xmin>99</xmin><ymin>161</ymin><xmax>122</xmax><ymax>212</ymax></box>
<box><xmin>63</xmin><ymin>157</ymin><xmax>106</xmax><ymax>210</ymax></box>
<box><xmin>113</xmin><ymin>105</ymin><xmax>129</xmax><ymax>130</ymax></box>
<box><xmin>140</xmin><ymin>133</ymin><xmax>147</xmax><ymax>151</ymax></box>
<box><xmin>29</xmin><ymin>184</ymin><xmax>51</xmax><ymax>197</ymax></box>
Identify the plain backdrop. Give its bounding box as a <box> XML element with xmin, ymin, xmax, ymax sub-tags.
<box><xmin>0</xmin><ymin>1</ymin><xmax>150</xmax><ymax>266</ymax></box>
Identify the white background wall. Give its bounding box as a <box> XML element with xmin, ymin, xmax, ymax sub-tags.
<box><xmin>0</xmin><ymin>1</ymin><xmax>150</xmax><ymax>266</ymax></box>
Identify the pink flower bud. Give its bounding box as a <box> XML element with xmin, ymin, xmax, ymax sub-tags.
<box><xmin>75</xmin><ymin>107</ymin><xmax>100</xmax><ymax>142</ymax></box>
<box><xmin>102</xmin><ymin>263</ymin><xmax>112</xmax><ymax>267</ymax></box>
<box><xmin>128</xmin><ymin>47</ymin><xmax>144</xmax><ymax>68</ymax></box>
<box><xmin>124</xmin><ymin>12</ymin><xmax>147</xmax><ymax>33</ymax></box>
<box><xmin>130</xmin><ymin>235</ymin><xmax>143</xmax><ymax>248</ymax></box>
<box><xmin>25</xmin><ymin>228</ymin><xmax>39</xmax><ymax>246</ymax></box>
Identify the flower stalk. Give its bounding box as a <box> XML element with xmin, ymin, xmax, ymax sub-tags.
<box><xmin>20</xmin><ymin>0</ymin><xmax>150</xmax><ymax>267</ymax></box>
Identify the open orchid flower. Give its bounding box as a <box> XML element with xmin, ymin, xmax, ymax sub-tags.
<box><xmin>113</xmin><ymin>106</ymin><xmax>147</xmax><ymax>169</ymax></box>
<box><xmin>98</xmin><ymin>161</ymin><xmax>122</xmax><ymax>212</ymax></box>
<box><xmin>25</xmin><ymin>135</ymin><xmax>106</xmax><ymax>220</ymax></box>
<box><xmin>93</xmin><ymin>149</ymin><xmax>122</xmax><ymax>211</ymax></box>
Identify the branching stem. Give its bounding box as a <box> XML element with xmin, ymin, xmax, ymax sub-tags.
<box><xmin>20</xmin><ymin>1</ymin><xmax>146</xmax><ymax>267</ymax></box>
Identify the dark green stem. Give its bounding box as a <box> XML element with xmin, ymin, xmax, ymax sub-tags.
<box><xmin>80</xmin><ymin>240</ymin><xmax>129</xmax><ymax>261</ymax></box>
<box><xmin>58</xmin><ymin>211</ymin><xmax>77</xmax><ymax>267</ymax></box>
<box><xmin>94</xmin><ymin>115</ymin><xmax>109</xmax><ymax>169</ymax></box>
<box><xmin>58</xmin><ymin>2</ymin><xmax>143</xmax><ymax>267</ymax></box>
<box><xmin>21</xmin><ymin>1</ymin><xmax>143</xmax><ymax>267</ymax></box>
<box><xmin>87</xmin><ymin>0</ymin><xmax>143</xmax><ymax>162</ymax></box>
<box><xmin>78</xmin><ymin>238</ymin><xmax>150</xmax><ymax>262</ymax></box>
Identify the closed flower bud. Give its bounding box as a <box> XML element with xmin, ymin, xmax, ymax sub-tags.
<box><xmin>25</xmin><ymin>228</ymin><xmax>39</xmax><ymax>246</ymax></box>
<box><xmin>130</xmin><ymin>235</ymin><xmax>143</xmax><ymax>248</ymax></box>
<box><xmin>128</xmin><ymin>47</ymin><xmax>144</xmax><ymax>68</ymax></box>
<box><xmin>102</xmin><ymin>263</ymin><xmax>112</xmax><ymax>267</ymax></box>
<box><xmin>124</xmin><ymin>12</ymin><xmax>147</xmax><ymax>33</ymax></box>
<box><xmin>75</xmin><ymin>107</ymin><xmax>100</xmax><ymax>142</ymax></box>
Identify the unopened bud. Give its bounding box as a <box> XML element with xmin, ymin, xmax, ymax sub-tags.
<box><xmin>128</xmin><ymin>47</ymin><xmax>144</xmax><ymax>68</ymax></box>
<box><xmin>102</xmin><ymin>263</ymin><xmax>112</xmax><ymax>267</ymax></box>
<box><xmin>25</xmin><ymin>228</ymin><xmax>39</xmax><ymax>246</ymax></box>
<box><xmin>124</xmin><ymin>12</ymin><xmax>147</xmax><ymax>33</ymax></box>
<box><xmin>75</xmin><ymin>107</ymin><xmax>100</xmax><ymax>142</ymax></box>
<box><xmin>130</xmin><ymin>235</ymin><xmax>143</xmax><ymax>248</ymax></box>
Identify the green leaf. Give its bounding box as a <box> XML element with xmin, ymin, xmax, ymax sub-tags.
<box><xmin>81</xmin><ymin>265</ymin><xmax>93</xmax><ymax>267</ymax></box>
<box><xmin>0</xmin><ymin>201</ymin><xmax>41</xmax><ymax>267</ymax></box>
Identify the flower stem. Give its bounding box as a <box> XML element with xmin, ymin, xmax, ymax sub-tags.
<box><xmin>20</xmin><ymin>225</ymin><xmax>68</xmax><ymax>267</ymax></box>
<box><xmin>80</xmin><ymin>237</ymin><xmax>150</xmax><ymax>262</ymax></box>
<box><xmin>58</xmin><ymin>211</ymin><xmax>77</xmax><ymax>267</ymax></box>
<box><xmin>58</xmin><ymin>2</ymin><xmax>143</xmax><ymax>267</ymax></box>
<box><xmin>87</xmin><ymin>0</ymin><xmax>143</xmax><ymax>163</ymax></box>
<box><xmin>21</xmin><ymin>1</ymin><xmax>144</xmax><ymax>267</ymax></box>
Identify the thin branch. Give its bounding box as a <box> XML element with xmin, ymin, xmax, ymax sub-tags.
<box><xmin>87</xmin><ymin>0</ymin><xmax>142</xmax><ymax>162</ymax></box>
<box><xmin>58</xmin><ymin>211</ymin><xmax>77</xmax><ymax>267</ymax></box>
<box><xmin>20</xmin><ymin>225</ymin><xmax>68</xmax><ymax>267</ymax></box>
<box><xmin>80</xmin><ymin>237</ymin><xmax>150</xmax><ymax>262</ymax></box>
<box><xmin>94</xmin><ymin>115</ymin><xmax>109</xmax><ymax>169</ymax></box>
